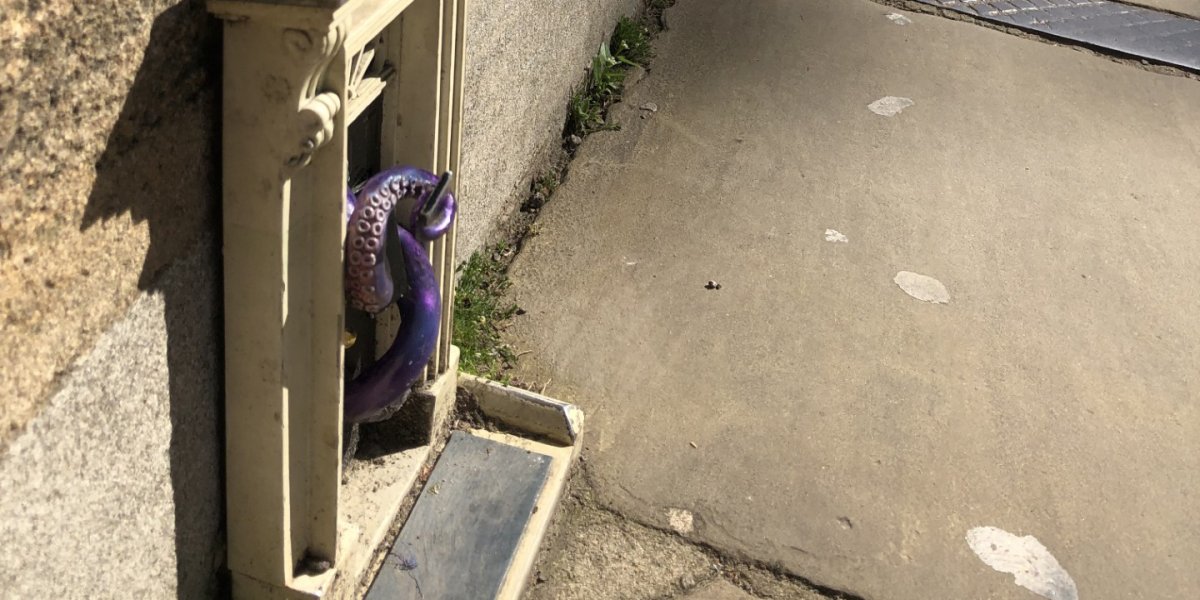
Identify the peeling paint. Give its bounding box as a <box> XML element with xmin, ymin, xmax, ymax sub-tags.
<box><xmin>868</xmin><ymin>96</ymin><xmax>914</xmax><ymax>117</ymax></box>
<box><xmin>967</xmin><ymin>526</ymin><xmax>1078</xmax><ymax>600</ymax></box>
<box><xmin>894</xmin><ymin>271</ymin><xmax>950</xmax><ymax>304</ymax></box>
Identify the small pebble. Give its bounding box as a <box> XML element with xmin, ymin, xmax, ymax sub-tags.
<box><xmin>524</xmin><ymin>193</ymin><xmax>545</xmax><ymax>212</ymax></box>
<box><xmin>301</xmin><ymin>555</ymin><xmax>332</xmax><ymax>573</ymax></box>
<box><xmin>704</xmin><ymin>280</ymin><xmax>722</xmax><ymax>290</ymax></box>
<box><xmin>689</xmin><ymin>441</ymin><xmax>698</xmax><ymax>448</ymax></box>
<box><xmin>667</xmin><ymin>508</ymin><xmax>695</xmax><ymax>534</ymax></box>
<box><xmin>567</xmin><ymin>134</ymin><xmax>583</xmax><ymax>146</ymax></box>
<box><xmin>639</xmin><ymin>102</ymin><xmax>659</xmax><ymax>112</ymax></box>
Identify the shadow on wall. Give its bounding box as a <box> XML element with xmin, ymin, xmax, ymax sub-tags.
<box><xmin>80</xmin><ymin>2</ymin><xmax>227</xmax><ymax>598</ymax></box>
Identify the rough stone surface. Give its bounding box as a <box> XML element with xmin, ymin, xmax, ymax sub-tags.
<box><xmin>681</xmin><ymin>580</ymin><xmax>758</xmax><ymax>600</ymax></box>
<box><xmin>0</xmin><ymin>0</ymin><xmax>641</xmax><ymax>452</ymax></box>
<box><xmin>0</xmin><ymin>237</ymin><xmax>224</xmax><ymax>599</ymax></box>
<box><xmin>524</xmin><ymin>493</ymin><xmax>713</xmax><ymax>600</ymax></box>
<box><xmin>523</xmin><ymin>480</ymin><xmax>828</xmax><ymax>600</ymax></box>
<box><xmin>505</xmin><ymin>1</ymin><xmax>1200</xmax><ymax>598</ymax></box>
<box><xmin>723</xmin><ymin>568</ymin><xmax>830</xmax><ymax>600</ymax></box>
<box><xmin>0</xmin><ymin>0</ymin><xmax>220</xmax><ymax>447</ymax></box>
<box><xmin>1</xmin><ymin>0</ymin><xmax>644</xmax><ymax>595</ymax></box>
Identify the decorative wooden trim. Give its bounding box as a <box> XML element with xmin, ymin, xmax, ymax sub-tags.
<box><xmin>440</xmin><ymin>0</ymin><xmax>467</xmax><ymax>368</ymax></box>
<box><xmin>284</xmin><ymin>24</ymin><xmax>346</xmax><ymax>168</ymax></box>
<box><xmin>209</xmin><ymin>0</ymin><xmax>468</xmax><ymax>596</ymax></box>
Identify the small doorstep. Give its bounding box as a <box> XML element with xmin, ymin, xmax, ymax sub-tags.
<box><xmin>364</xmin><ymin>428</ymin><xmax>579</xmax><ymax>599</ymax></box>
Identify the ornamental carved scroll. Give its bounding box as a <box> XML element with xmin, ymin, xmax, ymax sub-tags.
<box><xmin>283</xmin><ymin>23</ymin><xmax>346</xmax><ymax>168</ymax></box>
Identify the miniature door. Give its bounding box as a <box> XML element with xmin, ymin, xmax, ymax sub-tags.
<box><xmin>207</xmin><ymin>0</ymin><xmax>466</xmax><ymax>596</ymax></box>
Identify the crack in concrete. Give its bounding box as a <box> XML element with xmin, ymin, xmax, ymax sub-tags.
<box><xmin>570</xmin><ymin>461</ymin><xmax>869</xmax><ymax>600</ymax></box>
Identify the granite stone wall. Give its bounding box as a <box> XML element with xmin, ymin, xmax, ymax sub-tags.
<box><xmin>0</xmin><ymin>0</ymin><xmax>637</xmax><ymax>595</ymax></box>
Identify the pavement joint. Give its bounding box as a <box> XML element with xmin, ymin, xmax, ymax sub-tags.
<box><xmin>872</xmin><ymin>0</ymin><xmax>1200</xmax><ymax>79</ymax></box>
<box><xmin>563</xmin><ymin>461</ymin><xmax>866</xmax><ymax>600</ymax></box>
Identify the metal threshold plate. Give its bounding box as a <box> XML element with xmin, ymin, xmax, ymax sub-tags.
<box><xmin>364</xmin><ymin>431</ymin><xmax>552</xmax><ymax>600</ymax></box>
<box><xmin>915</xmin><ymin>0</ymin><xmax>1200</xmax><ymax>71</ymax></box>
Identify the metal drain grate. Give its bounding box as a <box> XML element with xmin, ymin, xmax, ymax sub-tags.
<box><xmin>913</xmin><ymin>0</ymin><xmax>1200</xmax><ymax>71</ymax></box>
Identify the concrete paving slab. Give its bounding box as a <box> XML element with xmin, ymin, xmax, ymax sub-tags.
<box><xmin>507</xmin><ymin>0</ymin><xmax>1200</xmax><ymax>599</ymax></box>
<box><xmin>1126</xmin><ymin>0</ymin><xmax>1200</xmax><ymax>20</ymax></box>
<box><xmin>682</xmin><ymin>580</ymin><xmax>757</xmax><ymax>600</ymax></box>
<box><xmin>524</xmin><ymin>496</ymin><xmax>713</xmax><ymax>600</ymax></box>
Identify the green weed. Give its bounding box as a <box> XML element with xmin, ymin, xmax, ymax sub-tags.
<box><xmin>568</xmin><ymin>87</ymin><xmax>605</xmax><ymax>135</ymax></box>
<box><xmin>564</xmin><ymin>14</ymin><xmax>659</xmax><ymax>138</ymax></box>
<box><xmin>611</xmin><ymin>16</ymin><xmax>653</xmax><ymax>66</ymax></box>
<box><xmin>591</xmin><ymin>42</ymin><xmax>627</xmax><ymax>99</ymax></box>
<box><xmin>534</xmin><ymin>171</ymin><xmax>559</xmax><ymax>196</ymax></box>
<box><xmin>566</xmin><ymin>41</ymin><xmax>637</xmax><ymax>136</ymax></box>
<box><xmin>453</xmin><ymin>244</ymin><xmax>519</xmax><ymax>379</ymax></box>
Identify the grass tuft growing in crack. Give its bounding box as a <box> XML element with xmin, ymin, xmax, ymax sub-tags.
<box><xmin>453</xmin><ymin>8</ymin><xmax>669</xmax><ymax>382</ymax></box>
<box><xmin>534</xmin><ymin>170</ymin><xmax>560</xmax><ymax>197</ymax></box>
<box><xmin>565</xmin><ymin>15</ymin><xmax>655</xmax><ymax>138</ymax></box>
<box><xmin>567</xmin><ymin>44</ymin><xmax>625</xmax><ymax>135</ymax></box>
<box><xmin>453</xmin><ymin>244</ymin><xmax>519</xmax><ymax>380</ymax></box>
<box><xmin>591</xmin><ymin>43</ymin><xmax>627</xmax><ymax>98</ymax></box>
<box><xmin>567</xmin><ymin>87</ymin><xmax>610</xmax><ymax>136</ymax></box>
<box><xmin>611</xmin><ymin>16</ymin><xmax>654</xmax><ymax>66</ymax></box>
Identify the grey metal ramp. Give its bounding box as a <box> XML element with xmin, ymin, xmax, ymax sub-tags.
<box><xmin>364</xmin><ymin>431</ymin><xmax>552</xmax><ymax>600</ymax></box>
<box><xmin>914</xmin><ymin>0</ymin><xmax>1200</xmax><ymax>71</ymax></box>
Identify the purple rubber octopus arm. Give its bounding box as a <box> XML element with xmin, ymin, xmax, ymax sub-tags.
<box><xmin>343</xmin><ymin>222</ymin><xmax>443</xmax><ymax>423</ymax></box>
<box><xmin>345</xmin><ymin>166</ymin><xmax>455</xmax><ymax>313</ymax></box>
<box><xmin>343</xmin><ymin>166</ymin><xmax>456</xmax><ymax>424</ymax></box>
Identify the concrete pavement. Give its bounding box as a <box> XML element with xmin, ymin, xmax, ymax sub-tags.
<box><xmin>510</xmin><ymin>1</ymin><xmax>1200</xmax><ymax>598</ymax></box>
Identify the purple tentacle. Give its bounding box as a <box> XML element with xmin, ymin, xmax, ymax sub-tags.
<box><xmin>344</xmin><ymin>166</ymin><xmax>455</xmax><ymax>312</ymax></box>
<box><xmin>343</xmin><ymin>223</ymin><xmax>442</xmax><ymax>423</ymax></box>
<box><xmin>342</xmin><ymin>166</ymin><xmax>457</xmax><ymax>423</ymax></box>
<box><xmin>345</xmin><ymin>187</ymin><xmax>357</xmax><ymax>223</ymax></box>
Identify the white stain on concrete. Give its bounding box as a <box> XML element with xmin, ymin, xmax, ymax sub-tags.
<box><xmin>967</xmin><ymin>526</ymin><xmax>1078</xmax><ymax>600</ymax></box>
<box><xmin>886</xmin><ymin>13</ymin><xmax>913</xmax><ymax>25</ymax></box>
<box><xmin>824</xmin><ymin>229</ymin><xmax>849</xmax><ymax>243</ymax></box>
<box><xmin>894</xmin><ymin>271</ymin><xmax>950</xmax><ymax>304</ymax></box>
<box><xmin>868</xmin><ymin>96</ymin><xmax>914</xmax><ymax>117</ymax></box>
<box><xmin>667</xmin><ymin>508</ymin><xmax>694</xmax><ymax>534</ymax></box>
